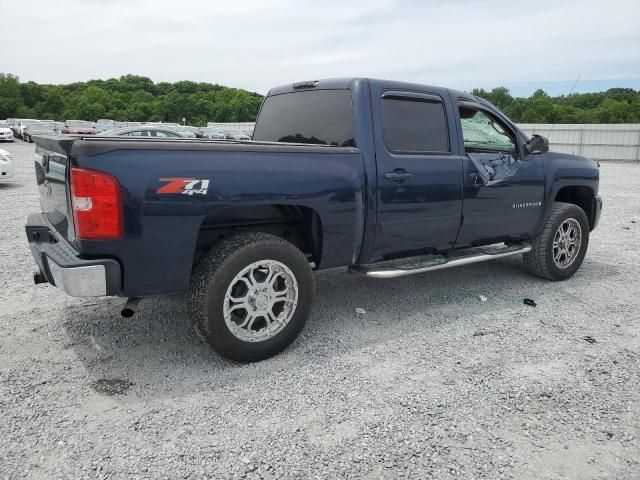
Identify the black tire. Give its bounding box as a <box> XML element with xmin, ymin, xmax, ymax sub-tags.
<box><xmin>188</xmin><ymin>232</ymin><xmax>314</xmax><ymax>362</ymax></box>
<box><xmin>523</xmin><ymin>202</ymin><xmax>590</xmax><ymax>281</ymax></box>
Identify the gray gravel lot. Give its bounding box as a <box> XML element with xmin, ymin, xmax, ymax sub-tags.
<box><xmin>1</xmin><ymin>140</ymin><xmax>639</xmax><ymax>479</ymax></box>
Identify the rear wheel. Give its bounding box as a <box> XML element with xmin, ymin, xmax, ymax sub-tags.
<box><xmin>188</xmin><ymin>233</ymin><xmax>313</xmax><ymax>362</ymax></box>
<box><xmin>524</xmin><ymin>202</ymin><xmax>589</xmax><ymax>280</ymax></box>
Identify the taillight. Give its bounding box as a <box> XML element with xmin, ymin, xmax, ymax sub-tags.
<box><xmin>70</xmin><ymin>167</ymin><xmax>123</xmax><ymax>240</ymax></box>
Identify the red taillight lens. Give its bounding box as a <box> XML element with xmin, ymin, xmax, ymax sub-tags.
<box><xmin>70</xmin><ymin>167</ymin><xmax>123</xmax><ymax>240</ymax></box>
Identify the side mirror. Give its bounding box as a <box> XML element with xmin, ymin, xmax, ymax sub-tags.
<box><xmin>526</xmin><ymin>134</ymin><xmax>549</xmax><ymax>154</ymax></box>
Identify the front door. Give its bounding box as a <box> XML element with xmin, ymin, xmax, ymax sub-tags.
<box><xmin>370</xmin><ymin>86</ymin><xmax>464</xmax><ymax>259</ymax></box>
<box><xmin>454</xmin><ymin>102</ymin><xmax>545</xmax><ymax>247</ymax></box>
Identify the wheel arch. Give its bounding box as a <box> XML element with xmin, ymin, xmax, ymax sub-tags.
<box><xmin>193</xmin><ymin>204</ymin><xmax>324</xmax><ymax>268</ymax></box>
<box><xmin>554</xmin><ymin>185</ymin><xmax>597</xmax><ymax>230</ymax></box>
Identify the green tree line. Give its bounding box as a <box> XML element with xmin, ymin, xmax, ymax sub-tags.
<box><xmin>471</xmin><ymin>86</ymin><xmax>640</xmax><ymax>123</ymax></box>
<box><xmin>1</xmin><ymin>73</ymin><xmax>639</xmax><ymax>124</ymax></box>
<box><xmin>0</xmin><ymin>73</ymin><xmax>263</xmax><ymax>126</ymax></box>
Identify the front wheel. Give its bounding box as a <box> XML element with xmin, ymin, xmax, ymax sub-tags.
<box><xmin>188</xmin><ymin>233</ymin><xmax>314</xmax><ymax>362</ymax></box>
<box><xmin>523</xmin><ymin>202</ymin><xmax>590</xmax><ymax>281</ymax></box>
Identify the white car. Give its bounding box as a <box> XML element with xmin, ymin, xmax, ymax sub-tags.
<box><xmin>0</xmin><ymin>149</ymin><xmax>14</xmax><ymax>181</ymax></box>
<box><xmin>16</xmin><ymin>119</ymin><xmax>39</xmax><ymax>140</ymax></box>
<box><xmin>0</xmin><ymin>121</ymin><xmax>14</xmax><ymax>142</ymax></box>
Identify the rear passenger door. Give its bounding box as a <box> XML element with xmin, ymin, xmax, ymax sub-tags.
<box><xmin>370</xmin><ymin>86</ymin><xmax>463</xmax><ymax>258</ymax></box>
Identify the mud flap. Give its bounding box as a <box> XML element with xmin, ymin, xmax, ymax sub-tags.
<box><xmin>468</xmin><ymin>153</ymin><xmax>520</xmax><ymax>186</ymax></box>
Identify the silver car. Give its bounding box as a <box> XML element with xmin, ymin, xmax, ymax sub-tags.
<box><xmin>104</xmin><ymin>126</ymin><xmax>193</xmax><ymax>138</ymax></box>
<box><xmin>224</xmin><ymin>129</ymin><xmax>252</xmax><ymax>140</ymax></box>
<box><xmin>200</xmin><ymin>128</ymin><xmax>226</xmax><ymax>140</ymax></box>
<box><xmin>23</xmin><ymin>122</ymin><xmax>57</xmax><ymax>143</ymax></box>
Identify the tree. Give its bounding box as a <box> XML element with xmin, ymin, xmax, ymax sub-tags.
<box><xmin>0</xmin><ymin>73</ymin><xmax>24</xmax><ymax>118</ymax></box>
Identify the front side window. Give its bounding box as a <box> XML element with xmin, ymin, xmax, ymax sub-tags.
<box><xmin>381</xmin><ymin>96</ymin><xmax>449</xmax><ymax>153</ymax></box>
<box><xmin>459</xmin><ymin>106</ymin><xmax>516</xmax><ymax>154</ymax></box>
<box><xmin>253</xmin><ymin>90</ymin><xmax>355</xmax><ymax>147</ymax></box>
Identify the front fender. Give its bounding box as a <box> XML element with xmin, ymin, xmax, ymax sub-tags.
<box><xmin>534</xmin><ymin>152</ymin><xmax>599</xmax><ymax>235</ymax></box>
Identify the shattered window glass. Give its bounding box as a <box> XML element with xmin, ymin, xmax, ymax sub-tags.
<box><xmin>459</xmin><ymin>107</ymin><xmax>515</xmax><ymax>153</ymax></box>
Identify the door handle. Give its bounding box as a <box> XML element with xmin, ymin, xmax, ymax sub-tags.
<box><xmin>384</xmin><ymin>169</ymin><xmax>413</xmax><ymax>182</ymax></box>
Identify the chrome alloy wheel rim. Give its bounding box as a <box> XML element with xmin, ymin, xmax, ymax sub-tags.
<box><xmin>552</xmin><ymin>218</ymin><xmax>582</xmax><ymax>269</ymax></box>
<box><xmin>223</xmin><ymin>260</ymin><xmax>298</xmax><ymax>342</ymax></box>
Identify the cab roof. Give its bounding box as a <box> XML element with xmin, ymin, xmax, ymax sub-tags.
<box><xmin>267</xmin><ymin>77</ymin><xmax>481</xmax><ymax>103</ymax></box>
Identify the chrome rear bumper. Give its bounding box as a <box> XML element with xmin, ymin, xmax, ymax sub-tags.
<box><xmin>25</xmin><ymin>213</ymin><xmax>121</xmax><ymax>297</ymax></box>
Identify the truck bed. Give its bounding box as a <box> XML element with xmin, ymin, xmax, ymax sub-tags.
<box><xmin>32</xmin><ymin>135</ymin><xmax>366</xmax><ymax>296</ymax></box>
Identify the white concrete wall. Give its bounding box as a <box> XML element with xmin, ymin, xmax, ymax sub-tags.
<box><xmin>517</xmin><ymin>124</ymin><xmax>640</xmax><ymax>162</ymax></box>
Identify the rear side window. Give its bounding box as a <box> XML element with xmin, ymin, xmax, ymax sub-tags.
<box><xmin>381</xmin><ymin>96</ymin><xmax>449</xmax><ymax>153</ymax></box>
<box><xmin>253</xmin><ymin>90</ymin><xmax>355</xmax><ymax>147</ymax></box>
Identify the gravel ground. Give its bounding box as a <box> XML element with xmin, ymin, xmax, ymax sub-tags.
<box><xmin>0</xmin><ymin>140</ymin><xmax>638</xmax><ymax>479</ymax></box>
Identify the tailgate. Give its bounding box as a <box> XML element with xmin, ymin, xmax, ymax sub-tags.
<box><xmin>33</xmin><ymin>136</ymin><xmax>76</xmax><ymax>242</ymax></box>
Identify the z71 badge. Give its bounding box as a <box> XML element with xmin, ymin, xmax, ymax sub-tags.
<box><xmin>157</xmin><ymin>177</ymin><xmax>210</xmax><ymax>196</ymax></box>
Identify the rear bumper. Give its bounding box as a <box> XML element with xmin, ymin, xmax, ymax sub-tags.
<box><xmin>25</xmin><ymin>213</ymin><xmax>121</xmax><ymax>297</ymax></box>
<box><xmin>592</xmin><ymin>194</ymin><xmax>603</xmax><ymax>230</ymax></box>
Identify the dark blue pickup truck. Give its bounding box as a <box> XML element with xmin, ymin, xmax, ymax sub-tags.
<box><xmin>27</xmin><ymin>78</ymin><xmax>602</xmax><ymax>361</ymax></box>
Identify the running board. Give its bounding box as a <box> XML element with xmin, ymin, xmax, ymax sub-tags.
<box><xmin>349</xmin><ymin>243</ymin><xmax>532</xmax><ymax>279</ymax></box>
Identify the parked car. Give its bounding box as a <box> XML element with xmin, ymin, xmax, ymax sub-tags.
<box><xmin>62</xmin><ymin>120</ymin><xmax>96</xmax><ymax>135</ymax></box>
<box><xmin>23</xmin><ymin>122</ymin><xmax>57</xmax><ymax>143</ymax></box>
<box><xmin>0</xmin><ymin>121</ymin><xmax>14</xmax><ymax>142</ymax></box>
<box><xmin>168</xmin><ymin>126</ymin><xmax>197</xmax><ymax>138</ymax></box>
<box><xmin>223</xmin><ymin>129</ymin><xmax>251</xmax><ymax>140</ymax></box>
<box><xmin>16</xmin><ymin>119</ymin><xmax>40</xmax><ymax>140</ymax></box>
<box><xmin>6</xmin><ymin>118</ymin><xmax>17</xmax><ymax>133</ymax></box>
<box><xmin>94</xmin><ymin>119</ymin><xmax>119</xmax><ymax>133</ymax></box>
<box><xmin>27</xmin><ymin>77</ymin><xmax>602</xmax><ymax>362</ymax></box>
<box><xmin>104</xmin><ymin>126</ymin><xmax>193</xmax><ymax>138</ymax></box>
<box><xmin>9</xmin><ymin>119</ymin><xmax>20</xmax><ymax>136</ymax></box>
<box><xmin>183</xmin><ymin>126</ymin><xmax>204</xmax><ymax>138</ymax></box>
<box><xmin>0</xmin><ymin>148</ymin><xmax>14</xmax><ymax>181</ymax></box>
<box><xmin>200</xmin><ymin>128</ymin><xmax>226</xmax><ymax>140</ymax></box>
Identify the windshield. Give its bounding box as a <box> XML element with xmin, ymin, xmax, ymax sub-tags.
<box><xmin>0</xmin><ymin>121</ymin><xmax>8</xmax><ymax>128</ymax></box>
<box><xmin>253</xmin><ymin>90</ymin><xmax>355</xmax><ymax>146</ymax></box>
<box><xmin>67</xmin><ymin>120</ymin><xmax>93</xmax><ymax>128</ymax></box>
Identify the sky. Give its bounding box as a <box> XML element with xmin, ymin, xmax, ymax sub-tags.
<box><xmin>3</xmin><ymin>0</ymin><xmax>640</xmax><ymax>97</ymax></box>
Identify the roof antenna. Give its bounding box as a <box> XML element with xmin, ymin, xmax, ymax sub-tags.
<box><xmin>546</xmin><ymin>74</ymin><xmax>580</xmax><ymax>139</ymax></box>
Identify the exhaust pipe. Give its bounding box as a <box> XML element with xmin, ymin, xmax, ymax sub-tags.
<box><xmin>121</xmin><ymin>297</ymin><xmax>142</xmax><ymax>318</ymax></box>
<box><xmin>33</xmin><ymin>270</ymin><xmax>48</xmax><ymax>285</ymax></box>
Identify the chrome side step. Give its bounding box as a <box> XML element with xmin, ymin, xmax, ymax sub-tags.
<box><xmin>349</xmin><ymin>243</ymin><xmax>532</xmax><ymax>279</ymax></box>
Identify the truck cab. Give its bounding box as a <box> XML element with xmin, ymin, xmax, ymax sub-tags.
<box><xmin>253</xmin><ymin>78</ymin><xmax>600</xmax><ymax>263</ymax></box>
